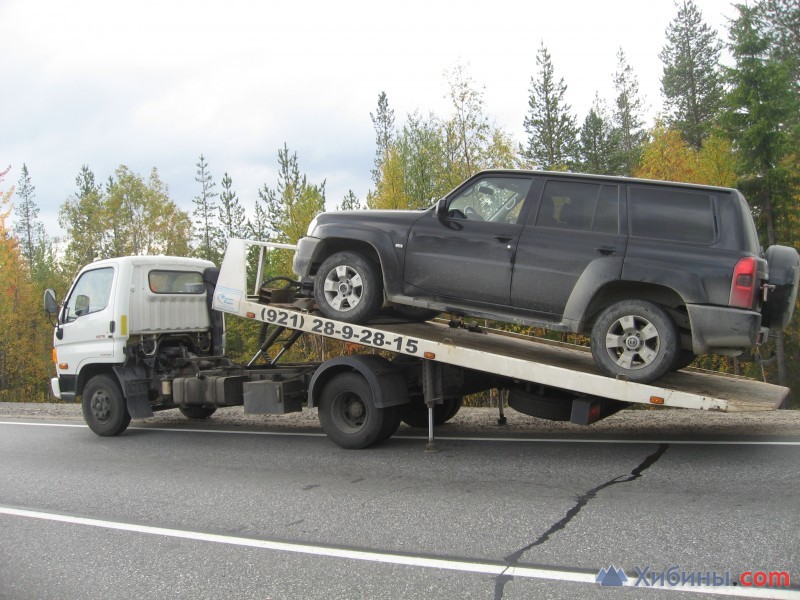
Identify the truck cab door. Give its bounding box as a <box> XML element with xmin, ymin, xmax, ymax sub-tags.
<box><xmin>57</xmin><ymin>266</ymin><xmax>119</xmax><ymax>374</ymax></box>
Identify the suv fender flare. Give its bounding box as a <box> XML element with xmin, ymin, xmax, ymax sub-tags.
<box><xmin>567</xmin><ymin>260</ymin><xmax>702</xmax><ymax>332</ymax></box>
<box><xmin>308</xmin><ymin>355</ymin><xmax>410</xmax><ymax>409</ymax></box>
<box><xmin>310</xmin><ymin>225</ymin><xmax>404</xmax><ymax>297</ymax></box>
<box><xmin>562</xmin><ymin>256</ymin><xmax>625</xmax><ymax>329</ymax></box>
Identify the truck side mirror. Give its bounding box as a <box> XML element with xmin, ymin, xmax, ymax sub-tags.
<box><xmin>43</xmin><ymin>289</ymin><xmax>59</xmax><ymax>328</ymax></box>
<box><xmin>44</xmin><ymin>289</ymin><xmax>58</xmax><ymax>316</ymax></box>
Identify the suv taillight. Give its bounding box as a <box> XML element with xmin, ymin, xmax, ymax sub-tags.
<box><xmin>729</xmin><ymin>256</ymin><xmax>757</xmax><ymax>308</ymax></box>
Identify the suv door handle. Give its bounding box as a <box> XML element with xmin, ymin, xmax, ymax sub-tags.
<box><xmin>495</xmin><ymin>235</ymin><xmax>513</xmax><ymax>243</ymax></box>
<box><xmin>595</xmin><ymin>246</ymin><xmax>617</xmax><ymax>255</ymax></box>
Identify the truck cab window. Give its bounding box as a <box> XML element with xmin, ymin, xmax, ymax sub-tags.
<box><xmin>64</xmin><ymin>267</ymin><xmax>114</xmax><ymax>322</ymax></box>
<box><xmin>148</xmin><ymin>270</ymin><xmax>205</xmax><ymax>294</ymax></box>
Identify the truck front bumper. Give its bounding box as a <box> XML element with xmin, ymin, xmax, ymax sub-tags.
<box><xmin>51</xmin><ymin>377</ymin><xmax>62</xmax><ymax>400</ymax></box>
<box><xmin>687</xmin><ymin>304</ymin><xmax>766</xmax><ymax>355</ymax></box>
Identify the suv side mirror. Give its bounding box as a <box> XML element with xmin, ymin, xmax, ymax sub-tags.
<box><xmin>436</xmin><ymin>197</ymin><xmax>448</xmax><ymax>220</ymax></box>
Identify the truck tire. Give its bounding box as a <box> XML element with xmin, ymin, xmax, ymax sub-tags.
<box><xmin>314</xmin><ymin>251</ymin><xmax>383</xmax><ymax>324</ymax></box>
<box><xmin>508</xmin><ymin>388</ymin><xmax>572</xmax><ymax>421</ymax></box>
<box><xmin>400</xmin><ymin>396</ymin><xmax>462</xmax><ymax>428</ymax></box>
<box><xmin>179</xmin><ymin>406</ymin><xmax>217</xmax><ymax>420</ymax></box>
<box><xmin>590</xmin><ymin>300</ymin><xmax>678</xmax><ymax>383</ymax></box>
<box><xmin>317</xmin><ymin>372</ymin><xmax>399</xmax><ymax>449</ymax></box>
<box><xmin>82</xmin><ymin>375</ymin><xmax>131</xmax><ymax>437</ymax></box>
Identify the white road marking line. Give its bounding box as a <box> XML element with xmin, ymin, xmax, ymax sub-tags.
<box><xmin>0</xmin><ymin>506</ymin><xmax>797</xmax><ymax>598</ymax></box>
<box><xmin>1</xmin><ymin>420</ymin><xmax>800</xmax><ymax>445</ymax></box>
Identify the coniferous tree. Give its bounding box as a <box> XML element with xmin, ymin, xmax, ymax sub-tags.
<box><xmin>337</xmin><ymin>190</ymin><xmax>362</xmax><ymax>211</ymax></box>
<box><xmin>721</xmin><ymin>3</ymin><xmax>798</xmax><ymax>387</ymax></box>
<box><xmin>218</xmin><ymin>172</ymin><xmax>246</xmax><ymax>240</ymax></box>
<box><xmin>370</xmin><ymin>92</ymin><xmax>396</xmax><ymax>187</ymax></box>
<box><xmin>13</xmin><ymin>164</ymin><xmax>40</xmax><ymax>267</ymax></box>
<box><xmin>257</xmin><ymin>144</ymin><xmax>325</xmax><ymax>275</ymax></box>
<box><xmin>660</xmin><ymin>0</ymin><xmax>724</xmax><ymax>148</ymax></box>
<box><xmin>522</xmin><ymin>43</ymin><xmax>578</xmax><ymax>171</ymax></box>
<box><xmin>578</xmin><ymin>95</ymin><xmax>617</xmax><ymax>174</ymax></box>
<box><xmin>612</xmin><ymin>48</ymin><xmax>647</xmax><ymax>175</ymax></box>
<box><xmin>193</xmin><ymin>154</ymin><xmax>222</xmax><ymax>262</ymax></box>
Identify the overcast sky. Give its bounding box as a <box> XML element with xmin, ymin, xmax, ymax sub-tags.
<box><xmin>1</xmin><ymin>0</ymin><xmax>737</xmax><ymax>242</ymax></box>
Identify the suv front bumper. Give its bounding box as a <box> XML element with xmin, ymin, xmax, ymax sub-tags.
<box><xmin>292</xmin><ymin>237</ymin><xmax>321</xmax><ymax>280</ymax></box>
<box><xmin>687</xmin><ymin>304</ymin><xmax>765</xmax><ymax>355</ymax></box>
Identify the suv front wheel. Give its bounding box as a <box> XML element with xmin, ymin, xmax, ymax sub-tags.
<box><xmin>314</xmin><ymin>251</ymin><xmax>383</xmax><ymax>323</ymax></box>
<box><xmin>590</xmin><ymin>300</ymin><xmax>679</xmax><ymax>383</ymax></box>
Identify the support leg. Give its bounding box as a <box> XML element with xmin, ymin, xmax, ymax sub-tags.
<box><xmin>422</xmin><ymin>361</ymin><xmax>442</xmax><ymax>453</ymax></box>
<box><xmin>497</xmin><ymin>389</ymin><xmax>507</xmax><ymax>425</ymax></box>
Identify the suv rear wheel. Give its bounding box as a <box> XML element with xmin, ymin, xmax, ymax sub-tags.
<box><xmin>314</xmin><ymin>251</ymin><xmax>383</xmax><ymax>323</ymax></box>
<box><xmin>590</xmin><ymin>300</ymin><xmax>678</xmax><ymax>383</ymax></box>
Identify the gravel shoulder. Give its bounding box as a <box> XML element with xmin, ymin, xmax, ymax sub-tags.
<box><xmin>2</xmin><ymin>401</ymin><xmax>800</xmax><ymax>438</ymax></box>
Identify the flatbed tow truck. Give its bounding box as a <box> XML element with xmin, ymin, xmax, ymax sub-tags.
<box><xmin>46</xmin><ymin>238</ymin><xmax>790</xmax><ymax>449</ymax></box>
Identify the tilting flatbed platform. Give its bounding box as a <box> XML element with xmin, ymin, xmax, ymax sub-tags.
<box><xmin>214</xmin><ymin>239</ymin><xmax>789</xmax><ymax>415</ymax></box>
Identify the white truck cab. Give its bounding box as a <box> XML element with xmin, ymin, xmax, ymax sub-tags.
<box><xmin>47</xmin><ymin>255</ymin><xmax>217</xmax><ymax>403</ymax></box>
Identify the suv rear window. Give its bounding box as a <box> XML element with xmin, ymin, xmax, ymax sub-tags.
<box><xmin>629</xmin><ymin>186</ymin><xmax>716</xmax><ymax>244</ymax></box>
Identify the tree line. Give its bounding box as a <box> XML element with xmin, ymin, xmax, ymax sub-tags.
<box><xmin>1</xmin><ymin>0</ymin><xmax>798</xmax><ymax>403</ymax></box>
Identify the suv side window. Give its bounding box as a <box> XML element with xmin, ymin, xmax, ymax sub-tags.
<box><xmin>448</xmin><ymin>176</ymin><xmax>533</xmax><ymax>224</ymax></box>
<box><xmin>63</xmin><ymin>267</ymin><xmax>114</xmax><ymax>323</ymax></box>
<box><xmin>535</xmin><ymin>180</ymin><xmax>619</xmax><ymax>234</ymax></box>
<box><xmin>629</xmin><ymin>186</ymin><xmax>716</xmax><ymax>244</ymax></box>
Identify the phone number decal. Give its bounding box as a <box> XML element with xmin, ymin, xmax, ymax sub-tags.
<box><xmin>259</xmin><ymin>307</ymin><xmax>421</xmax><ymax>355</ymax></box>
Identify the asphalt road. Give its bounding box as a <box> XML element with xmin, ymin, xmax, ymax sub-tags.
<box><xmin>1</xmin><ymin>415</ymin><xmax>799</xmax><ymax>600</ymax></box>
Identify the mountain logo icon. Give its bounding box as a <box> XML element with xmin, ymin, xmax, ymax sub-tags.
<box><xmin>596</xmin><ymin>565</ymin><xmax>628</xmax><ymax>586</ymax></box>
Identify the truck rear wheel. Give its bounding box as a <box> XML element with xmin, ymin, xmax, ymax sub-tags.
<box><xmin>179</xmin><ymin>406</ymin><xmax>217</xmax><ymax>420</ymax></box>
<box><xmin>82</xmin><ymin>375</ymin><xmax>131</xmax><ymax>437</ymax></box>
<box><xmin>400</xmin><ymin>396</ymin><xmax>462</xmax><ymax>428</ymax></box>
<box><xmin>317</xmin><ymin>372</ymin><xmax>399</xmax><ymax>449</ymax></box>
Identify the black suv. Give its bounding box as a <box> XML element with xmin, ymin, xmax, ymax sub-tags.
<box><xmin>293</xmin><ymin>170</ymin><xmax>799</xmax><ymax>383</ymax></box>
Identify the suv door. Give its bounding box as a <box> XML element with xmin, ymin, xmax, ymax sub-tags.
<box><xmin>510</xmin><ymin>178</ymin><xmax>627</xmax><ymax>318</ymax></box>
<box><xmin>404</xmin><ymin>175</ymin><xmax>534</xmax><ymax>306</ymax></box>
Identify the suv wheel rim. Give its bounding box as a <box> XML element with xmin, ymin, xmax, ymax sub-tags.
<box><xmin>604</xmin><ymin>315</ymin><xmax>660</xmax><ymax>370</ymax></box>
<box><xmin>322</xmin><ymin>265</ymin><xmax>363</xmax><ymax>311</ymax></box>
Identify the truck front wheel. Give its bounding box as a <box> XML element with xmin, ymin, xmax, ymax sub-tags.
<box><xmin>317</xmin><ymin>372</ymin><xmax>399</xmax><ymax>449</ymax></box>
<box><xmin>82</xmin><ymin>375</ymin><xmax>131</xmax><ymax>437</ymax></box>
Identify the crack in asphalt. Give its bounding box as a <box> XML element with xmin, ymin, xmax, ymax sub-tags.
<box><xmin>493</xmin><ymin>443</ymin><xmax>669</xmax><ymax>600</ymax></box>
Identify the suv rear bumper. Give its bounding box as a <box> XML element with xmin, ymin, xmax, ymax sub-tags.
<box><xmin>687</xmin><ymin>304</ymin><xmax>765</xmax><ymax>355</ymax></box>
